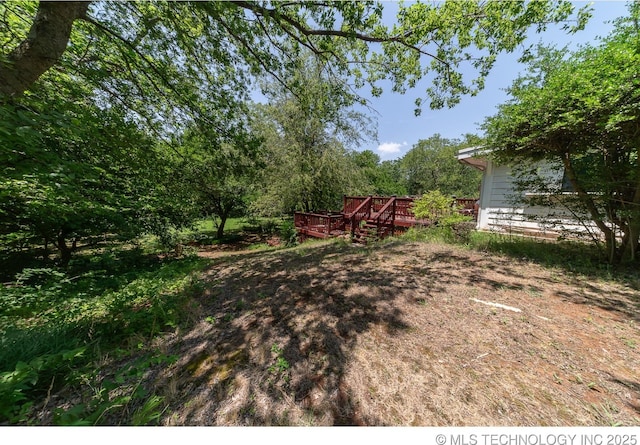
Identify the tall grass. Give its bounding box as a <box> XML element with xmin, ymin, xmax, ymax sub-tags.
<box><xmin>0</xmin><ymin>215</ymin><xmax>296</xmax><ymax>424</ymax></box>
<box><xmin>467</xmin><ymin>231</ymin><xmax>613</xmax><ymax>274</ymax></box>
<box><xmin>0</xmin><ymin>247</ymin><xmax>209</xmax><ymax>424</ymax></box>
<box><xmin>400</xmin><ymin>226</ymin><xmax>638</xmax><ymax>282</ymax></box>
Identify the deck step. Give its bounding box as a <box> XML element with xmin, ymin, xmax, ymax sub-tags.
<box><xmin>352</xmin><ymin>220</ymin><xmax>380</xmax><ymax>244</ymax></box>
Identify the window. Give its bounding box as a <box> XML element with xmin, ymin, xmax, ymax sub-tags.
<box><xmin>560</xmin><ymin>154</ymin><xmax>600</xmax><ymax>193</ymax></box>
<box><xmin>560</xmin><ymin>169</ymin><xmax>575</xmax><ymax>192</ymax></box>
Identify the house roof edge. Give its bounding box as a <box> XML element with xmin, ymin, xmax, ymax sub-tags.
<box><xmin>457</xmin><ymin>146</ymin><xmax>490</xmax><ymax>171</ymax></box>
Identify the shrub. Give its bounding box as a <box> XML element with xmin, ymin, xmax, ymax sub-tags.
<box><xmin>410</xmin><ymin>191</ymin><xmax>475</xmax><ymax>243</ymax></box>
<box><xmin>279</xmin><ymin>220</ymin><xmax>298</xmax><ymax>247</ymax></box>
<box><xmin>440</xmin><ymin>213</ymin><xmax>475</xmax><ymax>244</ymax></box>
<box><xmin>412</xmin><ymin>190</ymin><xmax>456</xmax><ymax>221</ymax></box>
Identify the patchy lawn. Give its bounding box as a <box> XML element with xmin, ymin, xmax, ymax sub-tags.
<box><xmin>43</xmin><ymin>239</ymin><xmax>640</xmax><ymax>425</ymax></box>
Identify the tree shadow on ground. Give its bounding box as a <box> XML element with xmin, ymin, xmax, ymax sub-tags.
<box><xmin>606</xmin><ymin>375</ymin><xmax>640</xmax><ymax>415</ymax></box>
<box><xmin>143</xmin><ymin>242</ymin><xmax>434</xmax><ymax>425</ymax></box>
<box><xmin>554</xmin><ymin>281</ymin><xmax>640</xmax><ymax>323</ymax></box>
<box><xmin>477</xmin><ymin>237</ymin><xmax>640</xmax><ymax>280</ymax></box>
<box><xmin>147</xmin><ymin>240</ymin><xmax>560</xmax><ymax>425</ymax></box>
<box><xmin>130</xmin><ymin>239</ymin><xmax>638</xmax><ymax>425</ymax></box>
<box><xmin>464</xmin><ymin>236</ymin><xmax>640</xmax><ymax>322</ymax></box>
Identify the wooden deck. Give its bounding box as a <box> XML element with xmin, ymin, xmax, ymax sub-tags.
<box><xmin>295</xmin><ymin>195</ymin><xmax>478</xmax><ymax>243</ymax></box>
<box><xmin>293</xmin><ymin>212</ymin><xmax>345</xmax><ymax>239</ymax></box>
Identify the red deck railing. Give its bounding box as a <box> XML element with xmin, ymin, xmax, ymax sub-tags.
<box><xmin>455</xmin><ymin>198</ymin><xmax>478</xmax><ymax>218</ymax></box>
<box><xmin>295</xmin><ymin>195</ymin><xmax>478</xmax><ymax>241</ymax></box>
<box><xmin>343</xmin><ymin>196</ymin><xmax>366</xmax><ymax>214</ymax></box>
<box><xmin>294</xmin><ymin>212</ymin><xmax>345</xmax><ymax>238</ymax></box>
<box><xmin>344</xmin><ymin>196</ymin><xmax>372</xmax><ymax>236</ymax></box>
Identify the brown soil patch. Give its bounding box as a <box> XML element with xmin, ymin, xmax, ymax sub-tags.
<box><xmin>149</xmin><ymin>241</ymin><xmax>640</xmax><ymax>425</ymax></box>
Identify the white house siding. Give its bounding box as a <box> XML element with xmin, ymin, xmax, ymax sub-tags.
<box><xmin>477</xmin><ymin>160</ymin><xmax>598</xmax><ymax>240</ymax></box>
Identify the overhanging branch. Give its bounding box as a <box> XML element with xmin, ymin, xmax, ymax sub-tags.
<box><xmin>0</xmin><ymin>1</ymin><xmax>91</xmax><ymax>99</ymax></box>
<box><xmin>232</xmin><ymin>1</ymin><xmax>449</xmax><ymax>67</ymax></box>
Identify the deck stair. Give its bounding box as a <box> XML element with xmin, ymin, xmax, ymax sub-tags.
<box><xmin>353</xmin><ymin>220</ymin><xmax>390</xmax><ymax>244</ymax></box>
<box><xmin>352</xmin><ymin>220</ymin><xmax>376</xmax><ymax>244</ymax></box>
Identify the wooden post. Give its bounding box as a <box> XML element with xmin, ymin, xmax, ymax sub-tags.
<box><xmin>391</xmin><ymin>197</ymin><xmax>396</xmax><ymax>236</ymax></box>
<box><xmin>325</xmin><ymin>215</ymin><xmax>330</xmax><ymax>236</ymax></box>
<box><xmin>351</xmin><ymin>208</ymin><xmax>356</xmax><ymax>238</ymax></box>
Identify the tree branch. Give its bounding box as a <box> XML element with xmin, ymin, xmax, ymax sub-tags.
<box><xmin>232</xmin><ymin>1</ymin><xmax>448</xmax><ymax>67</ymax></box>
<box><xmin>562</xmin><ymin>152</ymin><xmax>616</xmax><ymax>260</ymax></box>
<box><xmin>0</xmin><ymin>1</ymin><xmax>91</xmax><ymax>99</ymax></box>
<box><xmin>216</xmin><ymin>15</ymin><xmax>302</xmax><ymax>103</ymax></box>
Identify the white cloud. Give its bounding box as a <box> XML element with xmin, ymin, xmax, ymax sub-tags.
<box><xmin>377</xmin><ymin>141</ymin><xmax>408</xmax><ymax>154</ymax></box>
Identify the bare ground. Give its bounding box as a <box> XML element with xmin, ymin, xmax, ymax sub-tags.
<box><xmin>128</xmin><ymin>240</ymin><xmax>640</xmax><ymax>425</ymax></box>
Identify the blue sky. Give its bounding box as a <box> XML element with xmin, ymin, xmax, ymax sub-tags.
<box><xmin>358</xmin><ymin>1</ymin><xmax>631</xmax><ymax>161</ymax></box>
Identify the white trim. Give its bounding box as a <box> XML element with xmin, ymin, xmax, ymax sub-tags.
<box><xmin>456</xmin><ymin>146</ymin><xmax>490</xmax><ymax>160</ymax></box>
<box><xmin>456</xmin><ymin>146</ymin><xmax>490</xmax><ymax>172</ymax></box>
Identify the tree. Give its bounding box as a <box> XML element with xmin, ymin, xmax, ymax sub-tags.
<box><xmin>0</xmin><ymin>53</ymin><xmax>203</xmax><ymax>267</ymax></box>
<box><xmin>0</xmin><ymin>2</ymin><xmax>90</xmax><ymax>98</ymax></box>
<box><xmin>376</xmin><ymin>160</ymin><xmax>409</xmax><ymax>197</ymax></box>
<box><xmin>251</xmin><ymin>106</ymin><xmax>370</xmax><ymax>215</ymax></box>
<box><xmin>1</xmin><ymin>1</ymin><xmax>592</xmax><ymax>115</ymax></box>
<box><xmin>483</xmin><ymin>4</ymin><xmax>640</xmax><ymax>263</ymax></box>
<box><xmin>351</xmin><ymin>150</ymin><xmax>407</xmax><ymax>196</ymax></box>
<box><xmin>399</xmin><ymin>134</ymin><xmax>483</xmax><ymax>197</ymax></box>
<box><xmin>250</xmin><ymin>55</ymin><xmax>373</xmax><ymax>215</ymax></box>
<box><xmin>177</xmin><ymin>127</ymin><xmax>263</xmax><ymax>239</ymax></box>
<box><xmin>0</xmin><ymin>77</ymin><xmax>181</xmax><ymax>266</ymax></box>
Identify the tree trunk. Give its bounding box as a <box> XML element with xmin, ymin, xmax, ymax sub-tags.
<box><xmin>625</xmin><ymin>145</ymin><xmax>640</xmax><ymax>262</ymax></box>
<box><xmin>0</xmin><ymin>1</ymin><xmax>90</xmax><ymax>99</ymax></box>
<box><xmin>216</xmin><ymin>214</ymin><xmax>227</xmax><ymax>239</ymax></box>
<box><xmin>43</xmin><ymin>236</ymin><xmax>49</xmax><ymax>261</ymax></box>
<box><xmin>214</xmin><ymin>197</ymin><xmax>239</xmax><ymax>239</ymax></box>
<box><xmin>622</xmin><ymin>216</ymin><xmax>640</xmax><ymax>262</ymax></box>
<box><xmin>561</xmin><ymin>154</ymin><xmax>617</xmax><ymax>263</ymax></box>
<box><xmin>56</xmin><ymin>231</ymin><xmax>74</xmax><ymax>266</ymax></box>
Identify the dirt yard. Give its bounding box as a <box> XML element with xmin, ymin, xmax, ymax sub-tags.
<box><xmin>146</xmin><ymin>239</ymin><xmax>639</xmax><ymax>425</ymax></box>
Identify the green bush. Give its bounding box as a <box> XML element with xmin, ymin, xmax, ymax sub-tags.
<box><xmin>440</xmin><ymin>213</ymin><xmax>475</xmax><ymax>244</ymax></box>
<box><xmin>260</xmin><ymin>219</ymin><xmax>278</xmax><ymax>236</ymax></box>
<box><xmin>0</xmin><ymin>346</ymin><xmax>86</xmax><ymax>423</ymax></box>
<box><xmin>404</xmin><ymin>192</ymin><xmax>475</xmax><ymax>244</ymax></box>
<box><xmin>412</xmin><ymin>190</ymin><xmax>455</xmax><ymax>221</ymax></box>
<box><xmin>279</xmin><ymin>220</ymin><xmax>298</xmax><ymax>247</ymax></box>
<box><xmin>401</xmin><ymin>212</ymin><xmax>474</xmax><ymax>245</ymax></box>
<box><xmin>0</xmin><ymin>248</ymin><xmax>209</xmax><ymax>424</ymax></box>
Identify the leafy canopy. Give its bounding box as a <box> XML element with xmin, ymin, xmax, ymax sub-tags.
<box><xmin>251</xmin><ymin>58</ymin><xmax>372</xmax><ymax>215</ymax></box>
<box><xmin>483</xmin><ymin>3</ymin><xmax>640</xmax><ymax>263</ymax></box>
<box><xmin>400</xmin><ymin>134</ymin><xmax>483</xmax><ymax>197</ymax></box>
<box><xmin>0</xmin><ymin>1</ymin><xmax>592</xmax><ymax>122</ymax></box>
